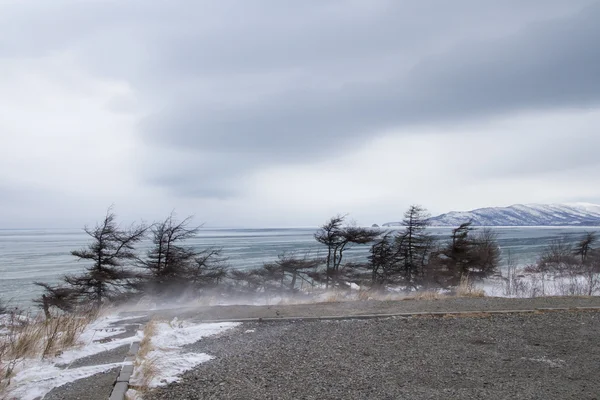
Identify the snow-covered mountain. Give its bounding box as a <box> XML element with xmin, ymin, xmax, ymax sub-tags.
<box><xmin>383</xmin><ymin>203</ymin><xmax>600</xmax><ymax>227</ymax></box>
<box><xmin>429</xmin><ymin>203</ymin><xmax>600</xmax><ymax>226</ymax></box>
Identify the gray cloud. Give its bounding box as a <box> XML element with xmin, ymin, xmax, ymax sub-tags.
<box><xmin>136</xmin><ymin>2</ymin><xmax>600</xmax><ymax>195</ymax></box>
<box><xmin>1</xmin><ymin>0</ymin><xmax>599</xmax><ymax>203</ymax></box>
<box><xmin>471</xmin><ymin>129</ymin><xmax>600</xmax><ymax>179</ymax></box>
<box><xmin>146</xmin><ymin>3</ymin><xmax>600</xmax><ymax>148</ymax></box>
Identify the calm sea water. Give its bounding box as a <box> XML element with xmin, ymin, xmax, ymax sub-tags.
<box><xmin>1</xmin><ymin>226</ymin><xmax>597</xmax><ymax>308</ymax></box>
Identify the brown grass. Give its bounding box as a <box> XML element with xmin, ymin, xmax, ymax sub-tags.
<box><xmin>323</xmin><ymin>290</ymin><xmax>346</xmax><ymax>303</ymax></box>
<box><xmin>137</xmin><ymin>320</ymin><xmax>157</xmax><ymax>360</ymax></box>
<box><xmin>357</xmin><ymin>289</ymin><xmax>371</xmax><ymax>301</ymax></box>
<box><xmin>456</xmin><ymin>276</ymin><xmax>486</xmax><ymax>298</ymax></box>
<box><xmin>130</xmin><ymin>319</ymin><xmax>159</xmax><ymax>394</ymax></box>
<box><xmin>0</xmin><ymin>309</ymin><xmax>95</xmax><ymax>395</ymax></box>
<box><xmin>411</xmin><ymin>290</ymin><xmax>447</xmax><ymax>300</ymax></box>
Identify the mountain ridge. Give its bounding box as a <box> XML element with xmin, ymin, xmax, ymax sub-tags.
<box><xmin>382</xmin><ymin>203</ymin><xmax>600</xmax><ymax>227</ymax></box>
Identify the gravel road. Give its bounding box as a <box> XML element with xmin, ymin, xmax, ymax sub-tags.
<box><xmin>136</xmin><ymin>296</ymin><xmax>600</xmax><ymax>322</ymax></box>
<box><xmin>146</xmin><ymin>310</ymin><xmax>600</xmax><ymax>400</ymax></box>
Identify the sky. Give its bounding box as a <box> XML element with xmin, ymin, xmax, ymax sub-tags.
<box><xmin>1</xmin><ymin>0</ymin><xmax>600</xmax><ymax>228</ymax></box>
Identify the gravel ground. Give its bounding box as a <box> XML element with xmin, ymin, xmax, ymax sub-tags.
<box><xmin>43</xmin><ymin>367</ymin><xmax>121</xmax><ymax>400</ymax></box>
<box><xmin>146</xmin><ymin>310</ymin><xmax>600</xmax><ymax>400</ymax></box>
<box><xmin>135</xmin><ymin>296</ymin><xmax>600</xmax><ymax>322</ymax></box>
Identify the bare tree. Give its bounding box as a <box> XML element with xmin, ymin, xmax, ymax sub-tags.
<box><xmin>137</xmin><ymin>213</ymin><xmax>227</xmax><ymax>296</ymax></box>
<box><xmin>140</xmin><ymin>214</ymin><xmax>198</xmax><ymax>282</ymax></box>
<box><xmin>536</xmin><ymin>236</ymin><xmax>578</xmax><ymax>273</ymax></box>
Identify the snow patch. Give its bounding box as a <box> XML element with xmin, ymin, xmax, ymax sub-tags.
<box><xmin>8</xmin><ymin>362</ymin><xmax>125</xmax><ymax>400</ymax></box>
<box><xmin>3</xmin><ymin>313</ymin><xmax>143</xmax><ymax>399</ymax></box>
<box><xmin>130</xmin><ymin>319</ymin><xmax>240</xmax><ymax>389</ymax></box>
<box><xmin>126</xmin><ymin>388</ymin><xmax>144</xmax><ymax>400</ymax></box>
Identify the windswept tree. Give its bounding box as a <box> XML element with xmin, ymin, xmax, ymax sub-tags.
<box><xmin>229</xmin><ymin>269</ymin><xmax>266</xmax><ymax>293</ymax></box>
<box><xmin>0</xmin><ymin>297</ymin><xmax>6</xmax><ymax>314</ymax></box>
<box><xmin>136</xmin><ymin>214</ymin><xmax>227</xmax><ymax>296</ymax></box>
<box><xmin>264</xmin><ymin>254</ymin><xmax>322</xmax><ymax>292</ymax></box>
<box><xmin>228</xmin><ymin>254</ymin><xmax>320</xmax><ymax>294</ymax></box>
<box><xmin>33</xmin><ymin>282</ymin><xmax>78</xmax><ymax>317</ymax></box>
<box><xmin>38</xmin><ymin>208</ymin><xmax>147</xmax><ymax>310</ymax></box>
<box><xmin>396</xmin><ymin>205</ymin><xmax>434</xmax><ymax>284</ymax></box>
<box><xmin>369</xmin><ymin>233</ymin><xmax>402</xmax><ymax>285</ymax></box>
<box><xmin>574</xmin><ymin>232</ymin><xmax>597</xmax><ymax>264</ymax></box>
<box><xmin>314</xmin><ymin>215</ymin><xmax>381</xmax><ymax>288</ymax></box>
<box><xmin>570</xmin><ymin>232</ymin><xmax>599</xmax><ymax>294</ymax></box>
<box><xmin>442</xmin><ymin>222</ymin><xmax>476</xmax><ymax>278</ymax></box>
<box><xmin>189</xmin><ymin>248</ymin><xmax>228</xmax><ymax>288</ymax></box>
<box><xmin>435</xmin><ymin>222</ymin><xmax>501</xmax><ymax>284</ymax></box>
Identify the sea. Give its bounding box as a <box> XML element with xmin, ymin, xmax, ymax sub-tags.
<box><xmin>1</xmin><ymin>226</ymin><xmax>598</xmax><ymax>308</ymax></box>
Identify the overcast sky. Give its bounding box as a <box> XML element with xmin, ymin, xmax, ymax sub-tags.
<box><xmin>1</xmin><ymin>0</ymin><xmax>600</xmax><ymax>228</ymax></box>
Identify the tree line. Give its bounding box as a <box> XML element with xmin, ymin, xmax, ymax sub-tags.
<box><xmin>33</xmin><ymin>206</ymin><xmax>599</xmax><ymax>315</ymax></box>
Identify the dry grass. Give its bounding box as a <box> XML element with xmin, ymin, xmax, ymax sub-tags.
<box><xmin>130</xmin><ymin>319</ymin><xmax>159</xmax><ymax>394</ymax></box>
<box><xmin>137</xmin><ymin>320</ymin><xmax>157</xmax><ymax>360</ymax></box>
<box><xmin>410</xmin><ymin>290</ymin><xmax>447</xmax><ymax>300</ymax></box>
<box><xmin>310</xmin><ymin>288</ymin><xmax>448</xmax><ymax>303</ymax></box>
<box><xmin>0</xmin><ymin>309</ymin><xmax>95</xmax><ymax>394</ymax></box>
<box><xmin>357</xmin><ymin>289</ymin><xmax>371</xmax><ymax>301</ymax></box>
<box><xmin>456</xmin><ymin>276</ymin><xmax>486</xmax><ymax>298</ymax></box>
<box><xmin>323</xmin><ymin>290</ymin><xmax>346</xmax><ymax>303</ymax></box>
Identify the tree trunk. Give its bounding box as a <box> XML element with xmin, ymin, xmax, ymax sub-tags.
<box><xmin>42</xmin><ymin>295</ymin><xmax>51</xmax><ymax>320</ymax></box>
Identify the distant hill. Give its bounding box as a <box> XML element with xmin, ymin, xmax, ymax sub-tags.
<box><xmin>383</xmin><ymin>203</ymin><xmax>600</xmax><ymax>227</ymax></box>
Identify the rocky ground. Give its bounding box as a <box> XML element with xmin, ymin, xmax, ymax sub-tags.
<box><xmin>35</xmin><ymin>297</ymin><xmax>600</xmax><ymax>399</ymax></box>
<box><xmin>146</xmin><ymin>309</ymin><xmax>600</xmax><ymax>400</ymax></box>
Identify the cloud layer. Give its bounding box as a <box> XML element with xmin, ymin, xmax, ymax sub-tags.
<box><xmin>1</xmin><ymin>0</ymin><xmax>599</xmax><ymax>227</ymax></box>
